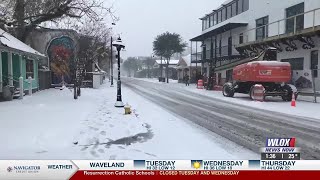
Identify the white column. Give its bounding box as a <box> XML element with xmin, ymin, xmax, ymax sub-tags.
<box><xmin>8</xmin><ymin>52</ymin><xmax>13</xmax><ymax>86</ymax></box>
<box><xmin>19</xmin><ymin>55</ymin><xmax>23</xmax><ymax>97</ymax></box>
<box><xmin>19</xmin><ymin>76</ymin><xmax>23</xmax><ymax>99</ymax></box>
<box><xmin>19</xmin><ymin>55</ymin><xmax>23</xmax><ymax>77</ymax></box>
<box><xmin>0</xmin><ymin>52</ymin><xmax>2</xmax><ymax>92</ymax></box>
<box><xmin>28</xmin><ymin>76</ymin><xmax>32</xmax><ymax>96</ymax></box>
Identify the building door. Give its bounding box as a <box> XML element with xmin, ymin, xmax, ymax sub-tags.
<box><xmin>256</xmin><ymin>16</ymin><xmax>269</xmax><ymax>40</ymax></box>
<box><xmin>311</xmin><ymin>50</ymin><xmax>318</xmax><ymax>78</ymax></box>
<box><xmin>226</xmin><ymin>69</ymin><xmax>233</xmax><ymax>82</ymax></box>
<box><xmin>202</xmin><ymin>46</ymin><xmax>207</xmax><ymax>61</ymax></box>
<box><xmin>228</xmin><ymin>36</ymin><xmax>232</xmax><ymax>56</ymax></box>
<box><xmin>286</xmin><ymin>3</ymin><xmax>304</xmax><ymax>34</ymax></box>
<box><xmin>1</xmin><ymin>52</ymin><xmax>8</xmax><ymax>86</ymax></box>
<box><xmin>210</xmin><ymin>41</ymin><xmax>214</xmax><ymax>60</ymax></box>
<box><xmin>12</xmin><ymin>54</ymin><xmax>21</xmax><ymax>88</ymax></box>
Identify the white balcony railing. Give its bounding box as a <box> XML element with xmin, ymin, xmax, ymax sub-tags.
<box><xmin>238</xmin><ymin>7</ymin><xmax>320</xmax><ymax>46</ymax></box>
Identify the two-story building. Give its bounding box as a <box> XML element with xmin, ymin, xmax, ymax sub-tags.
<box><xmin>191</xmin><ymin>0</ymin><xmax>320</xmax><ymax>91</ymax></box>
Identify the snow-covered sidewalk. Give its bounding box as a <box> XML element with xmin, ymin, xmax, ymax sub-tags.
<box><xmin>0</xmin><ymin>82</ymin><xmax>257</xmax><ymax>160</ymax></box>
<box><xmin>0</xmin><ymin>85</ymin><xmax>148</xmax><ymax>160</ymax></box>
<box><xmin>134</xmin><ymin>78</ymin><xmax>320</xmax><ymax>120</ymax></box>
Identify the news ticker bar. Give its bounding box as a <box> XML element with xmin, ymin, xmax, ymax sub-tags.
<box><xmin>1</xmin><ymin>160</ymin><xmax>320</xmax><ymax>179</ymax></box>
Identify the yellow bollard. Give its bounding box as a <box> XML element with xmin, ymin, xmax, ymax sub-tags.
<box><xmin>124</xmin><ymin>103</ymin><xmax>132</xmax><ymax>115</ymax></box>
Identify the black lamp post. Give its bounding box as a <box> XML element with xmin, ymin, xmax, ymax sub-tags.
<box><xmin>113</xmin><ymin>37</ymin><xmax>126</xmax><ymax>107</ymax></box>
<box><xmin>110</xmin><ymin>36</ymin><xmax>114</xmax><ymax>87</ymax></box>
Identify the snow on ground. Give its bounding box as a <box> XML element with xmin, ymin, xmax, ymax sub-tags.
<box><xmin>135</xmin><ymin>78</ymin><xmax>320</xmax><ymax>120</ymax></box>
<box><xmin>134</xmin><ymin>77</ymin><xmax>179</xmax><ymax>84</ymax></box>
<box><xmin>0</xmin><ymin>81</ymin><xmax>257</xmax><ymax>160</ymax></box>
<box><xmin>0</xmin><ymin>85</ymin><xmax>148</xmax><ymax>159</ymax></box>
<box><xmin>116</xmin><ymin>85</ymin><xmax>258</xmax><ymax>160</ymax></box>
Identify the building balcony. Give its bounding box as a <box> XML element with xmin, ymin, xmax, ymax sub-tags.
<box><xmin>235</xmin><ymin>7</ymin><xmax>320</xmax><ymax>56</ymax></box>
<box><xmin>191</xmin><ymin>23</ymin><xmax>248</xmax><ymax>42</ymax></box>
<box><xmin>191</xmin><ymin>45</ymin><xmax>243</xmax><ymax>65</ymax></box>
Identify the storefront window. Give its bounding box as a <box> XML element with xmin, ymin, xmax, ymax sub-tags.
<box><xmin>281</xmin><ymin>58</ymin><xmax>304</xmax><ymax>70</ymax></box>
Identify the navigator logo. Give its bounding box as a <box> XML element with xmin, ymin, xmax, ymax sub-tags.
<box><xmin>7</xmin><ymin>166</ymin><xmax>13</xmax><ymax>173</ymax></box>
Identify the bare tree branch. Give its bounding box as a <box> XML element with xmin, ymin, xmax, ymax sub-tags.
<box><xmin>0</xmin><ymin>0</ymin><xmax>118</xmax><ymax>41</ymax></box>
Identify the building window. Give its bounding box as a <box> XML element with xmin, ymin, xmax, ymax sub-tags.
<box><xmin>210</xmin><ymin>15</ymin><xmax>214</xmax><ymax>27</ymax></box>
<box><xmin>232</xmin><ymin>2</ymin><xmax>238</xmax><ymax>16</ymax></box>
<box><xmin>243</xmin><ymin>0</ymin><xmax>249</xmax><ymax>12</ymax></box>
<box><xmin>217</xmin><ymin>10</ymin><xmax>222</xmax><ymax>23</ymax></box>
<box><xmin>281</xmin><ymin>58</ymin><xmax>304</xmax><ymax>70</ymax></box>
<box><xmin>209</xmin><ymin>16</ymin><xmax>212</xmax><ymax>27</ymax></box>
<box><xmin>213</xmin><ymin>14</ymin><xmax>217</xmax><ymax>25</ymax></box>
<box><xmin>256</xmin><ymin>16</ymin><xmax>269</xmax><ymax>40</ymax></box>
<box><xmin>219</xmin><ymin>39</ymin><xmax>222</xmax><ymax>57</ymax></box>
<box><xmin>222</xmin><ymin>8</ymin><xmax>226</xmax><ymax>21</ymax></box>
<box><xmin>238</xmin><ymin>0</ymin><xmax>243</xmax><ymax>14</ymax></box>
<box><xmin>227</xmin><ymin>5</ymin><xmax>232</xmax><ymax>19</ymax></box>
<box><xmin>311</xmin><ymin>50</ymin><xmax>318</xmax><ymax>78</ymax></box>
<box><xmin>207</xmin><ymin>17</ymin><xmax>210</xmax><ymax>29</ymax></box>
<box><xmin>202</xmin><ymin>20</ymin><xmax>205</xmax><ymax>30</ymax></box>
<box><xmin>239</xmin><ymin>33</ymin><xmax>244</xmax><ymax>44</ymax></box>
<box><xmin>286</xmin><ymin>3</ymin><xmax>304</xmax><ymax>34</ymax></box>
<box><xmin>26</xmin><ymin>59</ymin><xmax>34</xmax><ymax>78</ymax></box>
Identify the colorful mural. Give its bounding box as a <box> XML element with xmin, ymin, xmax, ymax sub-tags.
<box><xmin>47</xmin><ymin>36</ymin><xmax>76</xmax><ymax>85</ymax></box>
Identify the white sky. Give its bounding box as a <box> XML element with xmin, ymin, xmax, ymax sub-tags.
<box><xmin>111</xmin><ymin>0</ymin><xmax>225</xmax><ymax>57</ymax></box>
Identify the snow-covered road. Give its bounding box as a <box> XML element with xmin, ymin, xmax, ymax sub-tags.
<box><xmin>0</xmin><ymin>82</ymin><xmax>257</xmax><ymax>160</ymax></box>
<box><xmin>123</xmin><ymin>78</ymin><xmax>320</xmax><ymax>160</ymax></box>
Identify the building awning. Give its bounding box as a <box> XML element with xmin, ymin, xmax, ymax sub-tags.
<box><xmin>190</xmin><ymin>23</ymin><xmax>248</xmax><ymax>42</ymax></box>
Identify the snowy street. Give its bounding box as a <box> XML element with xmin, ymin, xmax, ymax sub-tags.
<box><xmin>123</xmin><ymin>78</ymin><xmax>320</xmax><ymax>160</ymax></box>
<box><xmin>0</xmin><ymin>82</ymin><xmax>257</xmax><ymax>160</ymax></box>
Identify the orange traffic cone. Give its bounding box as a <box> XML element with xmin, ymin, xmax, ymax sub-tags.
<box><xmin>291</xmin><ymin>93</ymin><xmax>296</xmax><ymax>107</ymax></box>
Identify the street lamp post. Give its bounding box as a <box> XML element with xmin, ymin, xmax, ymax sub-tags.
<box><xmin>109</xmin><ymin>23</ymin><xmax>116</xmax><ymax>87</ymax></box>
<box><xmin>110</xmin><ymin>36</ymin><xmax>114</xmax><ymax>87</ymax></box>
<box><xmin>113</xmin><ymin>37</ymin><xmax>126</xmax><ymax>108</ymax></box>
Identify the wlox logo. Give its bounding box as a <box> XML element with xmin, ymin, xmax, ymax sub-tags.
<box><xmin>266</xmin><ymin>138</ymin><xmax>296</xmax><ymax>147</ymax></box>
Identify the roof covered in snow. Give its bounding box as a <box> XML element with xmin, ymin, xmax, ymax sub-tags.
<box><xmin>0</xmin><ymin>28</ymin><xmax>46</xmax><ymax>58</ymax></box>
<box><xmin>155</xmin><ymin>59</ymin><xmax>179</xmax><ymax>65</ymax></box>
<box><xmin>181</xmin><ymin>54</ymin><xmax>197</xmax><ymax>67</ymax></box>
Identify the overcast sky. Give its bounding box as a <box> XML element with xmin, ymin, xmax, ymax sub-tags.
<box><xmin>111</xmin><ymin>0</ymin><xmax>225</xmax><ymax>58</ymax></box>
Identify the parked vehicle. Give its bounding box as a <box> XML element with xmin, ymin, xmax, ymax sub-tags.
<box><xmin>223</xmin><ymin>48</ymin><xmax>298</xmax><ymax>101</ymax></box>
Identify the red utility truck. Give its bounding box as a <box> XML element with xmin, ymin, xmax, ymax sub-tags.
<box><xmin>222</xmin><ymin>48</ymin><xmax>298</xmax><ymax>101</ymax></box>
